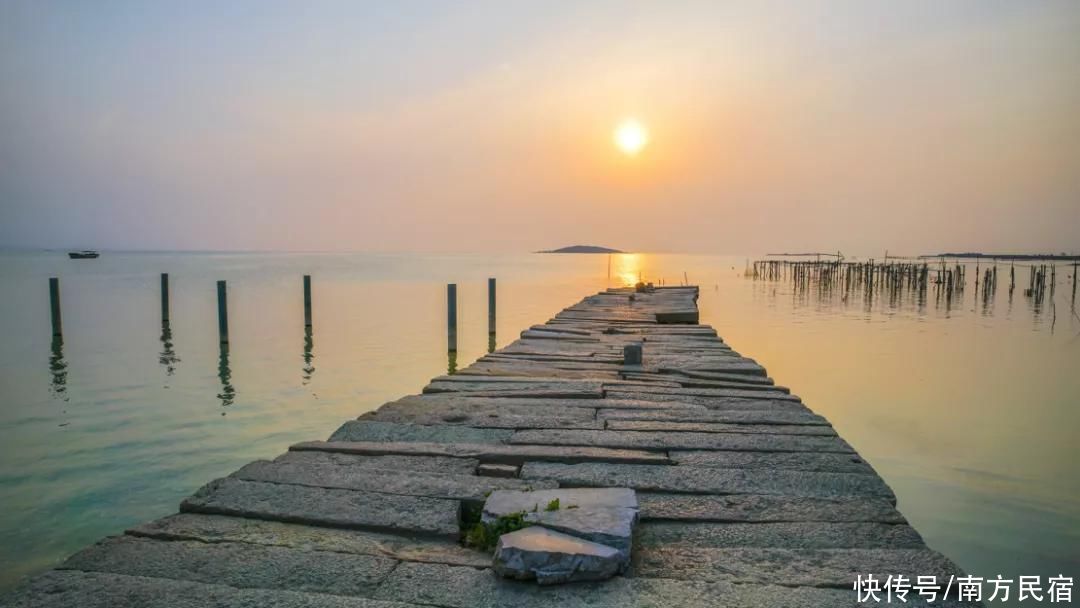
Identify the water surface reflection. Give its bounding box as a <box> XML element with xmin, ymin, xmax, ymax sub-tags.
<box><xmin>158</xmin><ymin>321</ymin><xmax>180</xmax><ymax>378</ymax></box>
<box><xmin>48</xmin><ymin>335</ymin><xmax>67</xmax><ymax>402</ymax></box>
<box><xmin>302</xmin><ymin>326</ymin><xmax>315</xmax><ymax>385</ymax></box>
<box><xmin>217</xmin><ymin>343</ymin><xmax>235</xmax><ymax>409</ymax></box>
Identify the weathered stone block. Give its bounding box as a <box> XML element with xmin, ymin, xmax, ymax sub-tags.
<box><xmin>492</xmin><ymin>527</ymin><xmax>623</xmax><ymax>585</ymax></box>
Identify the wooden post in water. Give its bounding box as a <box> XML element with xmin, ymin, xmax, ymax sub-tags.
<box><xmin>49</xmin><ymin>277</ymin><xmax>62</xmax><ymax>336</ymax></box>
<box><xmin>160</xmin><ymin>273</ymin><xmax>170</xmax><ymax>323</ymax></box>
<box><xmin>303</xmin><ymin>275</ymin><xmax>312</xmax><ymax>328</ymax></box>
<box><xmin>217</xmin><ymin>280</ymin><xmax>229</xmax><ymax>344</ymax></box>
<box><xmin>1072</xmin><ymin>263</ymin><xmax>1077</xmax><ymax>306</ymax></box>
<box><xmin>447</xmin><ymin>283</ymin><xmax>457</xmax><ymax>352</ymax></box>
<box><xmin>487</xmin><ymin>278</ymin><xmax>497</xmax><ymax>335</ymax></box>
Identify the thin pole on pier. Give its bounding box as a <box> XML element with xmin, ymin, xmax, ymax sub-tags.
<box><xmin>303</xmin><ymin>275</ymin><xmax>312</xmax><ymax>328</ymax></box>
<box><xmin>217</xmin><ymin>280</ymin><xmax>229</xmax><ymax>344</ymax></box>
<box><xmin>487</xmin><ymin>277</ymin><xmax>496</xmax><ymax>334</ymax></box>
<box><xmin>160</xmin><ymin>273</ymin><xmax>170</xmax><ymax>323</ymax></box>
<box><xmin>49</xmin><ymin>277</ymin><xmax>62</xmax><ymax>336</ymax></box>
<box><xmin>447</xmin><ymin>283</ymin><xmax>457</xmax><ymax>352</ymax></box>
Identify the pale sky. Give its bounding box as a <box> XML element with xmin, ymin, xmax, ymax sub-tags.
<box><xmin>1</xmin><ymin>1</ymin><xmax>1077</xmax><ymax>255</ymax></box>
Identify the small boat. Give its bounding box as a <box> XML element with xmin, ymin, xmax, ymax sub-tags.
<box><xmin>68</xmin><ymin>250</ymin><xmax>100</xmax><ymax>259</ymax></box>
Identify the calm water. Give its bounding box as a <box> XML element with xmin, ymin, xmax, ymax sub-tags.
<box><xmin>0</xmin><ymin>252</ymin><xmax>1077</xmax><ymax>598</ymax></box>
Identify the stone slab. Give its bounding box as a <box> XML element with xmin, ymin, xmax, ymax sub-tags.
<box><xmin>523</xmin><ymin>507</ymin><xmax>637</xmax><ymax>558</ymax></box>
<box><xmin>670</xmin><ymin>450</ymin><xmax>877</xmax><ymax>474</ymax></box>
<box><xmin>128</xmin><ymin>513</ymin><xmax>490</xmax><ymax>567</ymax></box>
<box><xmin>622</xmin><ymin>372</ymin><xmax>775</xmax><ymax>387</ymax></box>
<box><xmin>423</xmin><ymin>380</ymin><xmax>603</xmax><ymax>396</ymax></box>
<box><xmin>363</xmin><ymin>409</ymin><xmax>603</xmax><ymax>430</ymax></box>
<box><xmin>618</xmin><ymin>376</ymin><xmax>790</xmax><ymax>393</ymax></box>
<box><xmin>61</xmin><ymin>535</ymin><xmax>397</xmax><ymax>597</ymax></box>
<box><xmin>232</xmin><ymin>459</ymin><xmax>555</xmax><ymax>502</ymax></box>
<box><xmin>604</xmin><ymin>384</ymin><xmax>801</xmax><ymax>402</ymax></box>
<box><xmin>493</xmin><ymin>527</ymin><xmax>623</xmax><ymax>585</ymax></box>
<box><xmin>484</xmin><ymin>487</ymin><xmax>639</xmax><ymax>517</ymax></box>
<box><xmin>329</xmin><ymin>421</ymin><xmax>512</xmax><ymax>444</ymax></box>
<box><xmin>180</xmin><ymin>478</ymin><xmax>461</xmax><ymax>538</ymax></box>
<box><xmin>455</xmin><ymin>366</ymin><xmax>620</xmax><ymax>380</ymax></box>
<box><xmin>485</xmin><ymin>488</ymin><xmax>638</xmax><ymax>559</ymax></box>
<box><xmin>605</xmin><ymin>419</ymin><xmax>837</xmax><ymax>436</ymax></box>
<box><xmin>274</xmin><ymin>450</ymin><xmax>480</xmax><ymax>475</ymax></box>
<box><xmin>0</xmin><ymin>570</ymin><xmax>420</xmax><ymax>608</ymax></box>
<box><xmin>633</xmin><ymin>546</ymin><xmax>967</xmax><ymax>588</ymax></box>
<box><xmin>372</xmin><ymin>561</ymin><xmax>863</xmax><ymax>608</ymax></box>
<box><xmin>379</xmin><ymin>393</ymin><xmax>703</xmax><ymax>412</ymax></box>
<box><xmin>291</xmin><ymin>440</ymin><xmax>670</xmax><ymax>465</ymax></box>
<box><xmin>637</xmin><ymin>521</ymin><xmax>925</xmax><ymax>549</ymax></box>
<box><xmin>637</xmin><ymin>494</ymin><xmax>905</xmax><ymax>523</ymax></box>
<box><xmin>597</xmin><ymin>407</ymin><xmax>828</xmax><ymax>426</ymax></box>
<box><xmin>509</xmin><ymin>429</ymin><xmax>855</xmax><ymax>453</ymax></box>
<box><xmin>477</xmin><ymin>463</ymin><xmax>519</xmax><ymax>478</ymax></box>
<box><xmin>604</xmin><ymin>391</ymin><xmax>808</xmax><ymax>411</ymax></box>
<box><xmin>520</xmin><ymin>462</ymin><xmax>894</xmax><ymax>500</ymax></box>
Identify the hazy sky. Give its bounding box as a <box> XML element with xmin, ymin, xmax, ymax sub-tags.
<box><xmin>1</xmin><ymin>1</ymin><xmax>1077</xmax><ymax>254</ymax></box>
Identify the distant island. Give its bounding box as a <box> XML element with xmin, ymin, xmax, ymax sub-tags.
<box><xmin>538</xmin><ymin>245</ymin><xmax>624</xmax><ymax>254</ymax></box>
<box><xmin>923</xmin><ymin>252</ymin><xmax>1080</xmax><ymax>261</ymax></box>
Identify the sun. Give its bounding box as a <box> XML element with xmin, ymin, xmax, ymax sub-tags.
<box><xmin>614</xmin><ymin>119</ymin><xmax>648</xmax><ymax>155</ymax></box>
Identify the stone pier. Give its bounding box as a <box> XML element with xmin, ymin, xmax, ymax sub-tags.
<box><xmin>0</xmin><ymin>286</ymin><xmax>979</xmax><ymax>607</ymax></box>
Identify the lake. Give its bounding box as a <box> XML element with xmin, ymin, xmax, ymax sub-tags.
<box><xmin>0</xmin><ymin>251</ymin><xmax>1076</xmax><ymax>601</ymax></box>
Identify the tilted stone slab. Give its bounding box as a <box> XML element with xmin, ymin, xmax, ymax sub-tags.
<box><xmin>598</xmin><ymin>407</ymin><xmax>828</xmax><ymax>426</ymax></box>
<box><xmin>274</xmin><ymin>450</ymin><xmax>480</xmax><ymax>476</ymax></box>
<box><xmin>291</xmin><ymin>440</ymin><xmax>670</xmax><ymax>465</ymax></box>
<box><xmin>61</xmin><ymin>535</ymin><xmax>397</xmax><ymax>598</ymax></box>
<box><xmin>637</xmin><ymin>521</ymin><xmax>925</xmax><ymax>550</ymax></box>
<box><xmin>369</xmin><ymin>391</ymin><xmax>607</xmax><ymax>418</ymax></box>
<box><xmin>523</xmin><ymin>507</ymin><xmax>637</xmax><ymax>559</ymax></box>
<box><xmin>605</xmin><ymin>419</ymin><xmax>837</xmax><ymax>436</ymax></box>
<box><xmin>615</xmin><ymin>376</ymin><xmax>790</xmax><ymax>393</ymax></box>
<box><xmin>484</xmin><ymin>487</ymin><xmax>638</xmax><ymax>518</ymax></box>
<box><xmin>622</xmin><ymin>371</ymin><xmax>775</xmax><ymax>386</ymax></box>
<box><xmin>509</xmin><ymin>429</ymin><xmax>855</xmax><ymax>453</ymax></box>
<box><xmin>670</xmin><ymin>450</ymin><xmax>877</xmax><ymax>474</ymax></box>
<box><xmin>424</xmin><ymin>380</ymin><xmax>604</xmax><ymax>396</ymax></box>
<box><xmin>329</xmin><ymin>421</ymin><xmax>512</xmax><ymax>444</ymax></box>
<box><xmin>652</xmin><ymin>358</ymin><xmax>768</xmax><ymax>376</ymax></box>
<box><xmin>379</xmin><ymin>393</ymin><xmax>703</xmax><ymax>413</ymax></box>
<box><xmin>232</xmin><ymin>460</ymin><xmax>555</xmax><ymax>502</ymax></box>
<box><xmin>436</xmin><ymin>388</ymin><xmax>605</xmax><ymax>399</ymax></box>
<box><xmin>484</xmin><ymin>488</ymin><xmax>638</xmax><ymax>558</ymax></box>
<box><xmin>493</xmin><ymin>527</ymin><xmax>623</xmax><ymax>585</ymax></box>
<box><xmin>476</xmin><ymin>463</ymin><xmax>518</xmax><ymax>478</ymax></box>
<box><xmin>520</xmin><ymin>462</ymin><xmax>894</xmax><ymax>500</ymax></box>
<box><xmin>129</xmin><ymin>513</ymin><xmax>490</xmax><ymax>568</ymax></box>
<box><xmin>662</xmin><ymin>369</ymin><xmax>785</xmax><ymax>383</ymax></box>
<box><xmin>427</xmin><ymin>375</ymin><xmax>598</xmax><ymax>385</ymax></box>
<box><xmin>0</xmin><ymin>570</ymin><xmax>421</xmax><ymax>608</ymax></box>
<box><xmin>180</xmin><ymin>478</ymin><xmax>461</xmax><ymax>538</ymax></box>
<box><xmin>602</xmin><ymin>379</ymin><xmax>683</xmax><ymax>389</ymax></box>
<box><xmin>637</xmin><ymin>494</ymin><xmax>905</xmax><ymax>524</ymax></box>
<box><xmin>362</xmin><ymin>409</ymin><xmax>603</xmax><ymax>430</ymax></box>
<box><xmin>455</xmin><ymin>364</ymin><xmax>620</xmax><ymax>380</ymax></box>
<box><xmin>633</xmin><ymin>546</ymin><xmax>966</xmax><ymax>588</ymax></box>
<box><xmin>604</xmin><ymin>391</ymin><xmax>808</xmax><ymax>411</ymax></box>
<box><xmin>604</xmin><ymin>384</ymin><xmax>801</xmax><ymax>402</ymax></box>
<box><xmin>485</xmin><ymin>350</ymin><xmax>622</xmax><ymax>361</ymax></box>
<box><xmin>654</xmin><ymin>309</ymin><xmax>699</xmax><ymax>323</ymax></box>
<box><xmin>371</xmin><ymin>561</ymin><xmax>863</xmax><ymax>608</ymax></box>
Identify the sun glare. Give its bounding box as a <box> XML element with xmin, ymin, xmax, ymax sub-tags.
<box><xmin>614</xmin><ymin>120</ymin><xmax>648</xmax><ymax>155</ymax></box>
